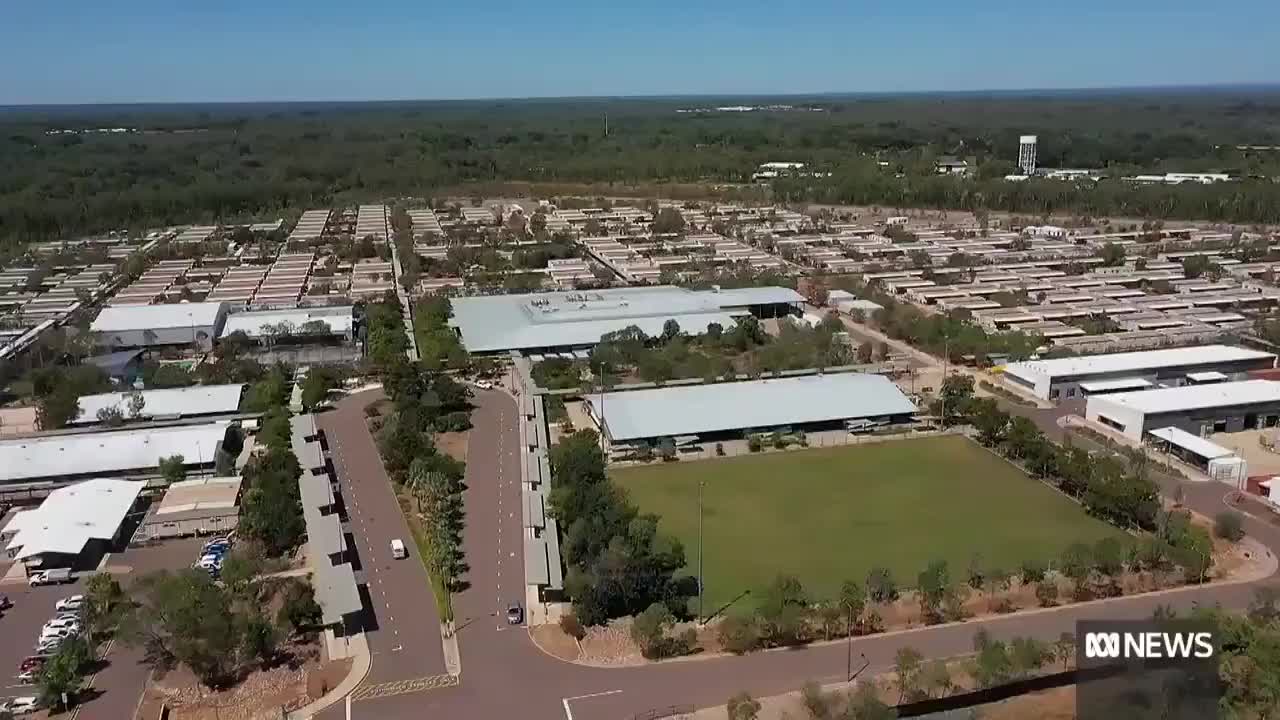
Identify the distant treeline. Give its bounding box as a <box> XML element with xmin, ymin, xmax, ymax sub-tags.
<box><xmin>3</xmin><ymin>89</ymin><xmax>1280</xmax><ymax>244</ymax></box>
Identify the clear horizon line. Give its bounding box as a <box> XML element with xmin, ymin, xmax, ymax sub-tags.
<box><xmin>3</xmin><ymin>81</ymin><xmax>1279</xmax><ymax>109</ymax></box>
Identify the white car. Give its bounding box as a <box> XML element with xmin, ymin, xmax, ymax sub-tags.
<box><xmin>34</xmin><ymin>639</ymin><xmax>64</xmax><ymax>654</ymax></box>
<box><xmin>55</xmin><ymin>595</ymin><xmax>84</xmax><ymax>612</ymax></box>
<box><xmin>16</xmin><ymin>668</ymin><xmax>38</xmax><ymax>684</ymax></box>
<box><xmin>43</xmin><ymin>617</ymin><xmax>80</xmax><ymax>632</ymax></box>
<box><xmin>6</xmin><ymin>696</ymin><xmax>39</xmax><ymax>715</ymax></box>
<box><xmin>474</xmin><ymin>379</ymin><xmax>494</xmax><ymax>390</ymax></box>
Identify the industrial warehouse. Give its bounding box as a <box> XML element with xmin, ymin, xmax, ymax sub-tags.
<box><xmin>1084</xmin><ymin>379</ymin><xmax>1280</xmax><ymax>441</ymax></box>
<box><xmin>1000</xmin><ymin>345</ymin><xmax>1277</xmax><ymax>401</ymax></box>
<box><xmin>583</xmin><ymin>373</ymin><xmax>917</xmax><ymax>451</ymax></box>
<box><xmin>449</xmin><ymin>285</ymin><xmax>804</xmax><ymax>354</ymax></box>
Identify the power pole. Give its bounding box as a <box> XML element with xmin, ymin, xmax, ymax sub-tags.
<box><xmin>698</xmin><ymin>480</ymin><xmax>706</xmax><ymax>620</ymax></box>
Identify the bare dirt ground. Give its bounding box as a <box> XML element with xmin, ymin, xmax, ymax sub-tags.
<box><xmin>437</xmin><ymin>429</ymin><xmax>469</xmax><ymax>463</ymax></box>
<box><xmin>139</xmin><ymin>638</ymin><xmax>338</xmax><ymax>720</ymax></box>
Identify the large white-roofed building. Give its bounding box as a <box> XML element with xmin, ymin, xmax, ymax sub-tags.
<box><xmin>91</xmin><ymin>301</ymin><xmax>228</xmax><ymax>351</ymax></box>
<box><xmin>1084</xmin><ymin>379</ymin><xmax>1280</xmax><ymax>441</ymax></box>
<box><xmin>220</xmin><ymin>305</ymin><xmax>355</xmax><ymax>344</ymax></box>
<box><xmin>583</xmin><ymin>373</ymin><xmax>916</xmax><ymax>449</ymax></box>
<box><xmin>73</xmin><ymin>384</ymin><xmax>246</xmax><ymax>425</ymax></box>
<box><xmin>450</xmin><ymin>285</ymin><xmax>804</xmax><ymax>354</ymax></box>
<box><xmin>1001</xmin><ymin>345</ymin><xmax>1275</xmax><ymax>401</ymax></box>
<box><xmin>0</xmin><ymin>422</ymin><xmax>232</xmax><ymax>487</ymax></box>
<box><xmin>0</xmin><ymin>478</ymin><xmax>144</xmax><ymax>569</ymax></box>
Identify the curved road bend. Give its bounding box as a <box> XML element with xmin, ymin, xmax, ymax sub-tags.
<box><xmin>326</xmin><ymin>389</ymin><xmax>1280</xmax><ymax>720</ymax></box>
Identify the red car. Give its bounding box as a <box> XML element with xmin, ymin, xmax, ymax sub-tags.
<box><xmin>19</xmin><ymin>657</ymin><xmax>46</xmax><ymax>673</ymax></box>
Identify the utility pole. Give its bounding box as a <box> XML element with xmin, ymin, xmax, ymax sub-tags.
<box><xmin>698</xmin><ymin>480</ymin><xmax>706</xmax><ymax>621</ymax></box>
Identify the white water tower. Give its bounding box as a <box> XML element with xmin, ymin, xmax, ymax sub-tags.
<box><xmin>1018</xmin><ymin>135</ymin><xmax>1038</xmax><ymax>175</ymax></box>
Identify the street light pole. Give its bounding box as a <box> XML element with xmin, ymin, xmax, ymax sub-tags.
<box><xmin>698</xmin><ymin>479</ymin><xmax>705</xmax><ymax>621</ymax></box>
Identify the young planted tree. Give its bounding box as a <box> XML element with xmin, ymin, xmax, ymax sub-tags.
<box><xmin>838</xmin><ymin>579</ymin><xmax>865</xmax><ymax>635</ymax></box>
<box><xmin>894</xmin><ymin>646</ymin><xmax>924</xmax><ymax>702</ymax></box>
<box><xmin>726</xmin><ymin>691</ymin><xmax>761</xmax><ymax>720</ymax></box>
<box><xmin>866</xmin><ymin>567</ymin><xmax>898</xmax><ymax>605</ymax></box>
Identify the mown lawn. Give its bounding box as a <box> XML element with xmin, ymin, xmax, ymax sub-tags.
<box><xmin>614</xmin><ymin>435</ymin><xmax>1122</xmax><ymax>613</ymax></box>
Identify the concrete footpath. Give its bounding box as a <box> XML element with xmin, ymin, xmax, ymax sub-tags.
<box><xmin>288</xmin><ymin>634</ymin><xmax>372</xmax><ymax>719</ymax></box>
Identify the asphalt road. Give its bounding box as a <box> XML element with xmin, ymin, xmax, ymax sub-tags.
<box><xmin>304</xmin><ymin>382</ymin><xmax>1280</xmax><ymax>720</ymax></box>
<box><xmin>317</xmin><ymin>396</ymin><xmax>448</xmax><ymax>699</ymax></box>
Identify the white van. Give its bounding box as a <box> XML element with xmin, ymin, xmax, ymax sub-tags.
<box><xmin>390</xmin><ymin>539</ymin><xmax>407</xmax><ymax>560</ymax></box>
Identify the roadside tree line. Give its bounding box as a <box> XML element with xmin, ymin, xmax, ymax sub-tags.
<box><xmin>550</xmin><ymin>429</ymin><xmax>693</xmax><ymax>626</ymax></box>
<box><xmin>364</xmin><ymin>294</ymin><xmax>473</xmax><ymax>618</ymax></box>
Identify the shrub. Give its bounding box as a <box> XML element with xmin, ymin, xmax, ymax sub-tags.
<box><xmin>1035</xmin><ymin>580</ymin><xmax>1058</xmax><ymax>607</ymax></box>
<box><xmin>770</xmin><ymin>432</ymin><xmax>788</xmax><ymax>450</ymax></box>
<box><xmin>1214</xmin><ymin>511</ymin><xmax>1245</xmax><ymax>542</ymax></box>
<box><xmin>747</xmin><ymin>436</ymin><xmax>763</xmax><ymax>453</ymax></box>
<box><xmin>718</xmin><ymin>615</ymin><xmax>761</xmax><ymax>655</ymax></box>
<box><xmin>363</xmin><ymin>405</ymin><xmax>380</xmax><ymax>418</ymax></box>
<box><xmin>715</xmin><ymin>442</ymin><xmax>725</xmax><ymax>456</ymax></box>
<box><xmin>559</xmin><ymin>612</ymin><xmax>587</xmax><ymax>641</ymax></box>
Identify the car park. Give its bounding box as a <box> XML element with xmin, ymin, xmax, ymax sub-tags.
<box><xmin>54</xmin><ymin>595</ymin><xmax>84</xmax><ymax>612</ymax></box>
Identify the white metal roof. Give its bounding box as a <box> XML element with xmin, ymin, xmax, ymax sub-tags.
<box><xmin>1186</xmin><ymin>371</ymin><xmax>1229</xmax><ymax>382</ymax></box>
<box><xmin>1147</xmin><ymin>426</ymin><xmax>1235</xmax><ymax>460</ymax></box>
<box><xmin>0</xmin><ymin>422</ymin><xmax>230</xmax><ymax>482</ymax></box>
<box><xmin>1078</xmin><ymin>377</ymin><xmax>1153</xmax><ymax>393</ymax></box>
<box><xmin>2</xmin><ymin>478</ymin><xmax>143</xmax><ymax>559</ymax></box>
<box><xmin>91</xmin><ymin>302</ymin><xmax>225</xmax><ymax>332</ymax></box>
<box><xmin>585</xmin><ymin>373</ymin><xmax>917</xmax><ymax>442</ymax></box>
<box><xmin>1090</xmin><ymin>380</ymin><xmax>1280</xmax><ymax>416</ymax></box>
<box><xmin>1004</xmin><ymin>345</ymin><xmax>1274</xmax><ymax>382</ymax></box>
<box><xmin>73</xmin><ymin>384</ymin><xmax>245</xmax><ymax>424</ymax></box>
<box><xmin>220</xmin><ymin>306</ymin><xmax>354</xmax><ymax>338</ymax></box>
<box><xmin>449</xmin><ymin>286</ymin><xmax>763</xmax><ymax>353</ymax></box>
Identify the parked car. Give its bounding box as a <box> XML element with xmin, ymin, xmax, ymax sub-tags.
<box><xmin>42</xmin><ymin>617</ymin><xmax>80</xmax><ymax>633</ymax></box>
<box><xmin>28</xmin><ymin>568</ymin><xmax>72</xmax><ymax>586</ymax></box>
<box><xmin>474</xmin><ymin>379</ymin><xmax>494</xmax><ymax>390</ymax></box>
<box><xmin>35</xmin><ymin>638</ymin><xmax>64</xmax><ymax>654</ymax></box>
<box><xmin>16</xmin><ymin>668</ymin><xmax>38</xmax><ymax>684</ymax></box>
<box><xmin>55</xmin><ymin>595</ymin><xmax>84</xmax><ymax>612</ymax></box>
<box><xmin>203</xmin><ymin>536</ymin><xmax>231</xmax><ymax>550</ymax></box>
<box><xmin>0</xmin><ymin>595</ymin><xmax>12</xmax><ymax>610</ymax></box>
<box><xmin>203</xmin><ymin>541</ymin><xmax>230</xmax><ymax>555</ymax></box>
<box><xmin>18</xmin><ymin>657</ymin><xmax>46</xmax><ymax>673</ymax></box>
<box><xmin>6</xmin><ymin>696</ymin><xmax>40</xmax><ymax>715</ymax></box>
<box><xmin>506</xmin><ymin>602</ymin><xmax>523</xmax><ymax>625</ymax></box>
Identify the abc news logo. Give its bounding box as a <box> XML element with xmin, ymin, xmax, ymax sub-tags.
<box><xmin>1084</xmin><ymin>631</ymin><xmax>1214</xmax><ymax>660</ymax></box>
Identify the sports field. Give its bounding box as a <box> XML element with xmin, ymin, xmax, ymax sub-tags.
<box><xmin>614</xmin><ymin>435</ymin><xmax>1122</xmax><ymax>613</ymax></box>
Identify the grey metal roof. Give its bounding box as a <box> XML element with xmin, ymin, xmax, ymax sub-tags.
<box><xmin>524</xmin><ymin>535</ymin><xmax>550</xmax><ymax>586</ymax></box>
<box><xmin>91</xmin><ymin>302</ymin><xmax>226</xmax><ymax>332</ymax></box>
<box><xmin>585</xmin><ymin>374</ymin><xmax>917</xmax><ymax>442</ymax></box>
<box><xmin>74</xmin><ymin>384</ymin><xmax>245</xmax><ymax>424</ymax></box>
<box><xmin>1003</xmin><ymin>345</ymin><xmax>1275</xmax><ymax>382</ymax></box>
<box><xmin>0</xmin><ymin>423</ymin><xmax>229</xmax><ymax>483</ymax></box>
<box><xmin>290</xmin><ymin>415</ymin><xmax>324</xmax><ymax>471</ymax></box>
<box><xmin>450</xmin><ymin>286</ymin><xmax>799</xmax><ymax>353</ymax></box>
<box><xmin>2</xmin><ymin>478</ymin><xmax>143</xmax><ymax>559</ymax></box>
<box><xmin>313</xmin><ymin>561</ymin><xmax>362</xmax><ymax>624</ymax></box>
<box><xmin>303</xmin><ymin>503</ymin><xmax>345</xmax><ymax>557</ymax></box>
<box><xmin>1148</xmin><ymin>426</ymin><xmax>1235</xmax><ymax>460</ymax></box>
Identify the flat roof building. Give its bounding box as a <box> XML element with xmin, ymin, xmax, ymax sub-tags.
<box><xmin>584</xmin><ymin>373</ymin><xmax>916</xmax><ymax>447</ymax></box>
<box><xmin>1002</xmin><ymin>345</ymin><xmax>1275</xmax><ymax>401</ymax></box>
<box><xmin>73</xmin><ymin>384</ymin><xmax>245</xmax><ymax>425</ymax></box>
<box><xmin>0</xmin><ymin>422</ymin><xmax>231</xmax><ymax>486</ymax></box>
<box><xmin>91</xmin><ymin>302</ymin><xmax>228</xmax><ymax>351</ymax></box>
<box><xmin>220</xmin><ymin>305</ymin><xmax>355</xmax><ymax>343</ymax></box>
<box><xmin>1</xmin><ymin>478</ymin><xmax>144</xmax><ymax>567</ymax></box>
<box><xmin>139</xmin><ymin>475</ymin><xmax>243</xmax><ymax>540</ymax></box>
<box><xmin>1085</xmin><ymin>380</ymin><xmax>1280</xmax><ymax>441</ymax></box>
<box><xmin>450</xmin><ymin>285</ymin><xmax>803</xmax><ymax>354</ymax></box>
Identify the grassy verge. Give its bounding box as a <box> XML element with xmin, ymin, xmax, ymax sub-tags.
<box><xmin>397</xmin><ymin>492</ymin><xmax>455</xmax><ymax>623</ymax></box>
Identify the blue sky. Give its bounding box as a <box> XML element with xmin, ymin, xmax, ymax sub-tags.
<box><xmin>3</xmin><ymin>0</ymin><xmax>1278</xmax><ymax>104</ymax></box>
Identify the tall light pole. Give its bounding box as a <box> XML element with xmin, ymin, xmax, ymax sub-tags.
<box><xmin>698</xmin><ymin>479</ymin><xmax>706</xmax><ymax>621</ymax></box>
